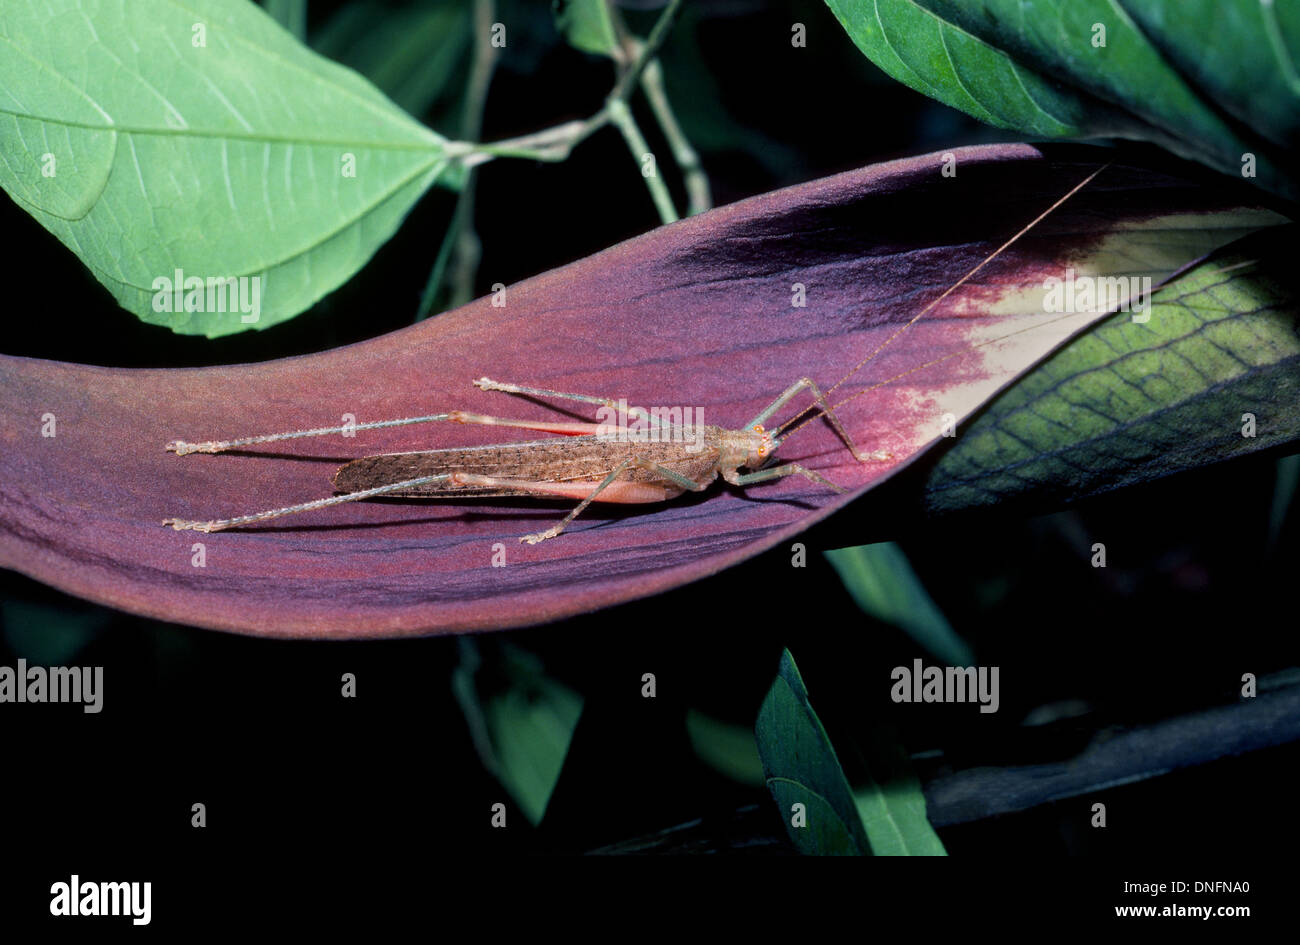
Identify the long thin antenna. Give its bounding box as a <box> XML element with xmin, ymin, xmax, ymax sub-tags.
<box><xmin>775</xmin><ymin>163</ymin><xmax>1110</xmax><ymax>440</ymax></box>
<box><xmin>778</xmin><ymin>248</ymin><xmax>1257</xmax><ymax>448</ymax></box>
<box><xmin>780</xmin><ymin>308</ymin><xmax>1097</xmax><ymax>446</ymax></box>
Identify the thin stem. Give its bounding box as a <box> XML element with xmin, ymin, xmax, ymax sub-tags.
<box><xmin>638</xmin><ymin>53</ymin><xmax>710</xmax><ymax>215</ymax></box>
<box><xmin>452</xmin><ymin>0</ymin><xmax>685</xmax><ymax>169</ymax></box>
<box><xmin>462</xmin><ymin>119</ymin><xmax>599</xmax><ymax>163</ymax></box>
<box><xmin>426</xmin><ymin>0</ymin><xmax>685</xmax><ymax>300</ymax></box>
<box><xmin>607</xmin><ymin>98</ymin><xmax>678</xmax><ymax>224</ymax></box>
<box><xmin>416</xmin><ymin>192</ymin><xmax>471</xmax><ymax>320</ymax></box>
<box><xmin>448</xmin><ymin>0</ymin><xmax>500</xmax><ymax>309</ymax></box>
<box><xmin>417</xmin><ymin>0</ymin><xmax>500</xmax><ymax>320</ymax></box>
<box><xmin>608</xmin><ymin>0</ymin><xmax>684</xmax><ymax>102</ymax></box>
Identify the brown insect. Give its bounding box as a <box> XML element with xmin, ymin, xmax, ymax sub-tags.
<box><xmin>161</xmin><ymin>166</ymin><xmax>1105</xmax><ymax>543</ymax></box>
<box><xmin>162</xmin><ymin>375</ymin><xmax>885</xmax><ymax>544</ymax></box>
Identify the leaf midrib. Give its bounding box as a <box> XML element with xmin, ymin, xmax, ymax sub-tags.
<box><xmin>0</xmin><ymin>5</ymin><xmax>445</xmax><ymax>151</ymax></box>
<box><xmin>0</xmin><ymin>104</ymin><xmax>446</xmax><ymax>152</ymax></box>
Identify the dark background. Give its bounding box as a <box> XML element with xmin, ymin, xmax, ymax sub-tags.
<box><xmin>1</xmin><ymin>0</ymin><xmax>1295</xmax><ymax>908</ymax></box>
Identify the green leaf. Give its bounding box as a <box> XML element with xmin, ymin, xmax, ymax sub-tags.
<box><xmin>924</xmin><ymin>228</ymin><xmax>1300</xmax><ymax>513</ymax></box>
<box><xmin>1120</xmin><ymin>0</ymin><xmax>1300</xmax><ymax>154</ymax></box>
<box><xmin>452</xmin><ymin>642</ymin><xmax>583</xmax><ymax>826</ymax></box>
<box><xmin>824</xmin><ymin>542</ymin><xmax>974</xmax><ymax>666</ymax></box>
<box><xmin>1</xmin><ymin>601</ymin><xmax>109</xmax><ymax>665</ymax></box>
<box><xmin>263</xmin><ymin>0</ymin><xmax>305</xmax><ymax>40</ymax></box>
<box><xmin>685</xmin><ymin>709</ymin><xmax>765</xmax><ymax>786</ymax></box>
<box><xmin>553</xmin><ymin>0</ymin><xmax>621</xmax><ymax>59</ymax></box>
<box><xmin>311</xmin><ymin>1</ymin><xmax>472</xmax><ymax>125</ymax></box>
<box><xmin>824</xmin><ymin>0</ymin><xmax>1122</xmax><ymax>137</ymax></box>
<box><xmin>756</xmin><ymin>649</ymin><xmax>947</xmax><ymax>855</ymax></box>
<box><xmin>0</xmin><ymin>0</ymin><xmax>457</xmax><ymax>336</ymax></box>
<box><xmin>824</xmin><ymin>0</ymin><xmax>1298</xmax><ymax>197</ymax></box>
<box><xmin>846</xmin><ymin>726</ymin><xmax>947</xmax><ymax>856</ymax></box>
<box><xmin>756</xmin><ymin>650</ymin><xmax>872</xmax><ymax>855</ymax></box>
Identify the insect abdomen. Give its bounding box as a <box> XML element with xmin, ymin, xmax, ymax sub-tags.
<box><xmin>332</xmin><ymin>437</ymin><xmax>721</xmax><ymax>498</ymax></box>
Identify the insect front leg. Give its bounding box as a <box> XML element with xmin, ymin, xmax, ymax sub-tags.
<box><xmin>725</xmin><ymin>463</ymin><xmax>847</xmax><ymax>494</ymax></box>
<box><xmin>750</xmin><ymin>377</ymin><xmax>891</xmax><ymax>463</ymax></box>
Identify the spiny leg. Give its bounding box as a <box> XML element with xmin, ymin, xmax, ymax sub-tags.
<box><xmin>518</xmin><ymin>457</ymin><xmax>635</xmax><ymax>544</ymax></box>
<box><xmin>727</xmin><ymin>463</ymin><xmax>847</xmax><ymax>494</ymax></box>
<box><xmin>167</xmin><ymin>415</ymin><xmax>455</xmax><ymax>455</ymax></box>
<box><xmin>166</xmin><ymin>411</ymin><xmax>607</xmax><ymax>456</ymax></box>
<box><xmin>162</xmin><ymin>475</ymin><xmax>449</xmax><ymax>532</ymax></box>
<box><xmin>519</xmin><ymin>456</ymin><xmax>714</xmax><ymax>544</ymax></box>
<box><xmin>750</xmin><ymin>377</ymin><xmax>890</xmax><ymax>463</ymax></box>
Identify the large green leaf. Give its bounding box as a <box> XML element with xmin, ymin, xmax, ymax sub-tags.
<box><xmin>1120</xmin><ymin>0</ymin><xmax>1300</xmax><ymax>153</ymax></box>
<box><xmin>825</xmin><ymin>0</ymin><xmax>1299</xmax><ymax>197</ymax></box>
<box><xmin>825</xmin><ymin>542</ymin><xmax>973</xmax><ymax>666</ymax></box>
<box><xmin>756</xmin><ymin>649</ymin><xmax>945</xmax><ymax>855</ymax></box>
<box><xmin>553</xmin><ymin>0</ymin><xmax>621</xmax><ymax>59</ymax></box>
<box><xmin>685</xmin><ymin>709</ymin><xmax>766</xmax><ymax>786</ymax></box>
<box><xmin>452</xmin><ymin>642</ymin><xmax>583</xmax><ymax>826</ymax></box>
<box><xmin>311</xmin><ymin>1</ymin><xmax>472</xmax><ymax>125</ymax></box>
<box><xmin>846</xmin><ymin>726</ymin><xmax>947</xmax><ymax>856</ymax></box>
<box><xmin>925</xmin><ymin>228</ymin><xmax>1300</xmax><ymax>512</ymax></box>
<box><xmin>756</xmin><ymin>649</ymin><xmax>871</xmax><ymax>855</ymax></box>
<box><xmin>0</xmin><ymin>0</ymin><xmax>457</xmax><ymax>336</ymax></box>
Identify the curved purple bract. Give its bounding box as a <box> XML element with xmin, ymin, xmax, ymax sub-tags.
<box><xmin>0</xmin><ymin>144</ymin><xmax>1268</xmax><ymax>637</ymax></box>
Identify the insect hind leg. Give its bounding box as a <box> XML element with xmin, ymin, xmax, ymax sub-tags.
<box><xmin>162</xmin><ymin>475</ymin><xmax>449</xmax><ymax>532</ymax></box>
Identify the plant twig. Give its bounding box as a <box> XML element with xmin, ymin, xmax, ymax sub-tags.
<box><xmin>448</xmin><ymin>0</ymin><xmax>500</xmax><ymax>308</ymax></box>
<box><xmin>431</xmin><ymin>0</ymin><xmax>688</xmax><ymax>293</ymax></box>
<box><xmin>587</xmin><ymin>674</ymin><xmax>1300</xmax><ymax>852</ymax></box>
<box><xmin>638</xmin><ymin>53</ymin><xmax>710</xmax><ymax>215</ymax></box>
<box><xmin>608</xmin><ymin>0</ymin><xmax>683</xmax><ymax>102</ymax></box>
<box><xmin>416</xmin><ymin>192</ymin><xmax>473</xmax><ymax>321</ymax></box>
<box><xmin>417</xmin><ymin>0</ymin><xmax>500</xmax><ymax>320</ymax></box>
<box><xmin>456</xmin><ymin>0</ymin><xmax>684</xmax><ymax>171</ymax></box>
<box><xmin>607</xmin><ymin>98</ymin><xmax>678</xmax><ymax>224</ymax></box>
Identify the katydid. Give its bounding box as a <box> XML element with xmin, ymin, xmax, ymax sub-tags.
<box><xmin>161</xmin><ymin>166</ymin><xmax>1106</xmax><ymax>544</ymax></box>
<box><xmin>162</xmin><ymin>374</ymin><xmax>881</xmax><ymax>544</ymax></box>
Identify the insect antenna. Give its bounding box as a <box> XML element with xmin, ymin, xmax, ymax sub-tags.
<box><xmin>773</xmin><ymin>163</ymin><xmax>1110</xmax><ymax>443</ymax></box>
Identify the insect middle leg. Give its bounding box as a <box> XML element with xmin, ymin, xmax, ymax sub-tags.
<box><xmin>724</xmin><ymin>464</ymin><xmax>847</xmax><ymax>494</ymax></box>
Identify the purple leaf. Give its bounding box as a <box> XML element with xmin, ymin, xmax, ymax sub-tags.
<box><xmin>0</xmin><ymin>144</ymin><xmax>1278</xmax><ymax>637</ymax></box>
